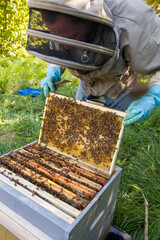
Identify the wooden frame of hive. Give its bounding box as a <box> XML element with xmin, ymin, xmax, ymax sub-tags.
<box><xmin>0</xmin><ymin>93</ymin><xmax>126</xmax><ymax>240</ymax></box>
<box><xmin>39</xmin><ymin>93</ymin><xmax>125</xmax><ymax>177</ymax></box>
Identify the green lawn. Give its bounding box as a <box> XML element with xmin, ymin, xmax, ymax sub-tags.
<box><xmin>0</xmin><ymin>56</ymin><xmax>159</xmax><ymax>240</ymax></box>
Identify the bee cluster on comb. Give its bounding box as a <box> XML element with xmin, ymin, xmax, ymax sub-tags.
<box><xmin>40</xmin><ymin>94</ymin><xmax>123</xmax><ymax>172</ymax></box>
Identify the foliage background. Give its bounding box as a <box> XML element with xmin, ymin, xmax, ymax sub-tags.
<box><xmin>0</xmin><ymin>0</ymin><xmax>160</xmax><ymax>56</ymax></box>
<box><xmin>0</xmin><ymin>0</ymin><xmax>28</xmax><ymax>56</ymax></box>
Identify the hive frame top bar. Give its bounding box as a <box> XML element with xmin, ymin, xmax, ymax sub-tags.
<box><xmin>0</xmin><ymin>141</ymin><xmax>81</xmax><ymax>220</ymax></box>
<box><xmin>39</xmin><ymin>93</ymin><xmax>126</xmax><ymax>177</ymax></box>
<box><xmin>0</xmin><ymin>148</ymin><xmax>122</xmax><ymax>239</ymax></box>
<box><xmin>50</xmin><ymin>93</ymin><xmax>126</xmax><ymax>116</ymax></box>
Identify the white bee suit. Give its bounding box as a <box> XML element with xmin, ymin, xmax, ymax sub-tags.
<box><xmin>27</xmin><ymin>0</ymin><xmax>160</xmax><ymax>99</ymax></box>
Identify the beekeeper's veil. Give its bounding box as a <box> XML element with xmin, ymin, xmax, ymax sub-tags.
<box><xmin>26</xmin><ymin>0</ymin><xmax>118</xmax><ymax>71</ymax></box>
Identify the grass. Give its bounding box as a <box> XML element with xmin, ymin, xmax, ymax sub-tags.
<box><xmin>0</xmin><ymin>55</ymin><xmax>160</xmax><ymax>240</ymax></box>
<box><xmin>0</xmin><ymin>94</ymin><xmax>45</xmax><ymax>154</ymax></box>
<box><xmin>0</xmin><ymin>55</ymin><xmax>79</xmax><ymax>155</ymax></box>
<box><xmin>0</xmin><ymin>55</ymin><xmax>47</xmax><ymax>154</ymax></box>
<box><xmin>115</xmin><ymin>113</ymin><xmax>160</xmax><ymax>239</ymax></box>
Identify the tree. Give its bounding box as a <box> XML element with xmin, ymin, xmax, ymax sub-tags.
<box><xmin>0</xmin><ymin>0</ymin><xmax>28</xmax><ymax>56</ymax></box>
<box><xmin>146</xmin><ymin>0</ymin><xmax>160</xmax><ymax>14</ymax></box>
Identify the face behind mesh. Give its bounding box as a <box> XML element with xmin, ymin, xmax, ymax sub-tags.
<box><xmin>26</xmin><ymin>8</ymin><xmax>116</xmax><ymax>71</ymax></box>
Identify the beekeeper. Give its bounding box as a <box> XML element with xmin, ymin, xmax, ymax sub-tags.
<box><xmin>26</xmin><ymin>0</ymin><xmax>160</xmax><ymax>125</ymax></box>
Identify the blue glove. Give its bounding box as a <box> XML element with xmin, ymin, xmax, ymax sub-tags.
<box><xmin>123</xmin><ymin>84</ymin><xmax>160</xmax><ymax>126</ymax></box>
<box><xmin>40</xmin><ymin>66</ymin><xmax>61</xmax><ymax>97</ymax></box>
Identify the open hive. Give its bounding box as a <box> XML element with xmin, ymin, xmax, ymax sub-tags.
<box><xmin>0</xmin><ymin>94</ymin><xmax>125</xmax><ymax>240</ymax></box>
<box><xmin>0</xmin><ymin>142</ymin><xmax>109</xmax><ymax>212</ymax></box>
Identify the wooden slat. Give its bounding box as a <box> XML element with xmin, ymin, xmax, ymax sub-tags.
<box><xmin>65</xmin><ymin>172</ymin><xmax>102</xmax><ymax>192</ymax></box>
<box><xmin>0</xmin><ymin>157</ymin><xmax>89</xmax><ymax>209</ymax></box>
<box><xmin>0</xmin><ymin>167</ymin><xmax>80</xmax><ymax>219</ymax></box>
<box><xmin>24</xmin><ymin>144</ymin><xmax>108</xmax><ymax>185</ymax></box>
<box><xmin>0</xmin><ymin>172</ymin><xmax>75</xmax><ymax>224</ymax></box>
<box><xmin>49</xmin><ymin>93</ymin><xmax>126</xmax><ymax>117</ymax></box>
<box><xmin>108</xmin><ymin>123</ymin><xmax>125</xmax><ymax>176</ymax></box>
<box><xmin>18</xmin><ymin>147</ymin><xmax>103</xmax><ymax>191</ymax></box>
<box><xmin>38</xmin><ymin>97</ymin><xmax>50</xmax><ymax>147</ymax></box>
<box><xmin>34</xmin><ymin>143</ymin><xmax>110</xmax><ymax>179</ymax></box>
<box><xmin>10</xmin><ymin>151</ymin><xmax>97</xmax><ymax>199</ymax></box>
<box><xmin>0</xmin><ymin>202</ymin><xmax>52</xmax><ymax>240</ymax></box>
<box><xmin>44</xmin><ymin>144</ymin><xmax>111</xmax><ymax>179</ymax></box>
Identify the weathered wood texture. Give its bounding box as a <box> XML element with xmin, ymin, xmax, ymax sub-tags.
<box><xmin>0</xmin><ymin>171</ymin><xmax>75</xmax><ymax>224</ymax></box>
<box><xmin>0</xmin><ymin>164</ymin><xmax>122</xmax><ymax>240</ymax></box>
<box><xmin>0</xmin><ymin>166</ymin><xmax>80</xmax><ymax>219</ymax></box>
<box><xmin>0</xmin><ymin>142</ymin><xmax>109</xmax><ymax>214</ymax></box>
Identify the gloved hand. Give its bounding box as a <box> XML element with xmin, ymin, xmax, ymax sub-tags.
<box><xmin>40</xmin><ymin>66</ymin><xmax>61</xmax><ymax>97</ymax></box>
<box><xmin>123</xmin><ymin>84</ymin><xmax>160</xmax><ymax>126</ymax></box>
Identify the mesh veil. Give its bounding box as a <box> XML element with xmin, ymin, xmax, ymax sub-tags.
<box><xmin>26</xmin><ymin>8</ymin><xmax>117</xmax><ymax>71</ymax></box>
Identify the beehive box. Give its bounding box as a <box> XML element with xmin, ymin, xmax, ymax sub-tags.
<box><xmin>0</xmin><ymin>94</ymin><xmax>125</xmax><ymax>240</ymax></box>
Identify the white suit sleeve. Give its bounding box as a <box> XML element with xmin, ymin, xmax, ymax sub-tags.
<box><xmin>149</xmin><ymin>71</ymin><xmax>160</xmax><ymax>87</ymax></box>
<box><xmin>48</xmin><ymin>63</ymin><xmax>61</xmax><ymax>68</ymax></box>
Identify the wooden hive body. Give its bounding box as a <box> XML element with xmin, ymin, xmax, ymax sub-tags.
<box><xmin>0</xmin><ymin>94</ymin><xmax>125</xmax><ymax>240</ymax></box>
